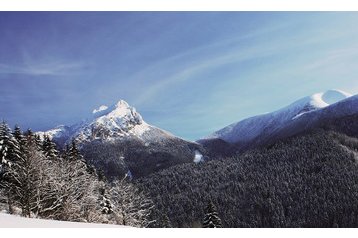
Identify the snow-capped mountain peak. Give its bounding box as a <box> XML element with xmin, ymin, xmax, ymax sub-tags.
<box><xmin>37</xmin><ymin>99</ymin><xmax>177</xmax><ymax>146</ymax></box>
<box><xmin>37</xmin><ymin>99</ymin><xmax>147</xmax><ymax>144</ymax></box>
<box><xmin>286</xmin><ymin>89</ymin><xmax>351</xmax><ymax>110</ymax></box>
<box><xmin>102</xmin><ymin>100</ymin><xmax>143</xmax><ymax>123</ymax></box>
<box><xmin>71</xmin><ymin>100</ymin><xmax>147</xmax><ymax>143</ymax></box>
<box><xmin>290</xmin><ymin>89</ymin><xmax>352</xmax><ymax>120</ymax></box>
<box><xmin>91</xmin><ymin>100</ymin><xmax>141</xmax><ymax>120</ymax></box>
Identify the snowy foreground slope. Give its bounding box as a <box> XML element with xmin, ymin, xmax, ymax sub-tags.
<box><xmin>0</xmin><ymin>213</ymin><xmax>128</xmax><ymax>228</ymax></box>
<box><xmin>200</xmin><ymin>89</ymin><xmax>358</xmax><ymax>153</ymax></box>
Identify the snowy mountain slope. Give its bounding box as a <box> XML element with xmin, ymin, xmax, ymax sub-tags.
<box><xmin>38</xmin><ymin>100</ymin><xmax>178</xmax><ymax>146</ymax></box>
<box><xmin>0</xmin><ymin>213</ymin><xmax>128</xmax><ymax>228</ymax></box>
<box><xmin>200</xmin><ymin>90</ymin><xmax>357</xmax><ymax>153</ymax></box>
<box><xmin>284</xmin><ymin>93</ymin><xmax>358</xmax><ymax>135</ymax></box>
<box><xmin>37</xmin><ymin>100</ymin><xmax>203</xmax><ymax>179</ymax></box>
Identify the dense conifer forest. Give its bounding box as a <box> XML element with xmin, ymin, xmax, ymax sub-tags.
<box><xmin>138</xmin><ymin>130</ymin><xmax>358</xmax><ymax>227</ymax></box>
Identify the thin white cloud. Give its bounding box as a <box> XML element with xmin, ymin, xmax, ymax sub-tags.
<box><xmin>0</xmin><ymin>61</ymin><xmax>85</xmax><ymax>76</ymax></box>
<box><xmin>304</xmin><ymin>47</ymin><xmax>358</xmax><ymax>71</ymax></box>
<box><xmin>133</xmin><ymin>28</ymin><xmax>336</xmax><ymax>107</ymax></box>
<box><xmin>128</xmin><ymin>21</ymin><xmax>292</xmax><ymax>84</ymax></box>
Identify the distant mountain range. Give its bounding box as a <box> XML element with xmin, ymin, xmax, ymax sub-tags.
<box><xmin>37</xmin><ymin>89</ymin><xmax>357</xmax><ymax>178</ymax></box>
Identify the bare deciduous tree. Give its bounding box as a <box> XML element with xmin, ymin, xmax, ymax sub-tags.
<box><xmin>110</xmin><ymin>176</ymin><xmax>155</xmax><ymax>227</ymax></box>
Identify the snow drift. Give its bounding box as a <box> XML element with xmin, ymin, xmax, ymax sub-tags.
<box><xmin>0</xmin><ymin>213</ymin><xmax>128</xmax><ymax>228</ymax></box>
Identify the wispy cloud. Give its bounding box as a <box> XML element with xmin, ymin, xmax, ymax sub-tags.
<box><xmin>0</xmin><ymin>61</ymin><xmax>85</xmax><ymax>76</ymax></box>
<box><xmin>132</xmin><ymin>25</ymin><xmax>339</xmax><ymax>107</ymax></box>
<box><xmin>304</xmin><ymin>47</ymin><xmax>358</xmax><ymax>71</ymax></box>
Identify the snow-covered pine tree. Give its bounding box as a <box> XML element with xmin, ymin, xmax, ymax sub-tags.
<box><xmin>99</xmin><ymin>187</ymin><xmax>113</xmax><ymax>214</ymax></box>
<box><xmin>0</xmin><ymin>121</ymin><xmax>22</xmax><ymax>176</ymax></box>
<box><xmin>66</xmin><ymin>140</ymin><xmax>82</xmax><ymax>161</ymax></box>
<box><xmin>12</xmin><ymin>125</ymin><xmax>26</xmax><ymax>151</ymax></box>
<box><xmin>202</xmin><ymin>200</ymin><xmax>222</xmax><ymax>228</ymax></box>
<box><xmin>0</xmin><ymin>122</ymin><xmax>12</xmax><ymax>208</ymax></box>
<box><xmin>24</xmin><ymin>129</ymin><xmax>38</xmax><ymax>149</ymax></box>
<box><xmin>42</xmin><ymin>135</ymin><xmax>58</xmax><ymax>160</ymax></box>
<box><xmin>34</xmin><ymin>134</ymin><xmax>43</xmax><ymax>150</ymax></box>
<box><xmin>65</xmin><ymin>140</ymin><xmax>96</xmax><ymax>175</ymax></box>
<box><xmin>0</xmin><ymin>121</ymin><xmax>24</xmax><ymax>214</ymax></box>
<box><xmin>0</xmin><ymin>122</ymin><xmax>9</xmax><ymax>177</ymax></box>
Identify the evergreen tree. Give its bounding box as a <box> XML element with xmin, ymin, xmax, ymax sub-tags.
<box><xmin>66</xmin><ymin>140</ymin><xmax>83</xmax><ymax>161</ymax></box>
<box><xmin>42</xmin><ymin>135</ymin><xmax>58</xmax><ymax>160</ymax></box>
<box><xmin>34</xmin><ymin>134</ymin><xmax>43</xmax><ymax>150</ymax></box>
<box><xmin>23</xmin><ymin>128</ymin><xmax>33</xmax><ymax>137</ymax></box>
<box><xmin>0</xmin><ymin>121</ymin><xmax>22</xmax><ymax>180</ymax></box>
<box><xmin>65</xmin><ymin>140</ymin><xmax>96</xmax><ymax>174</ymax></box>
<box><xmin>202</xmin><ymin>200</ymin><xmax>222</xmax><ymax>228</ymax></box>
<box><xmin>0</xmin><ymin>122</ymin><xmax>21</xmax><ymax>168</ymax></box>
<box><xmin>0</xmin><ymin>121</ymin><xmax>24</xmax><ymax>213</ymax></box>
<box><xmin>162</xmin><ymin>214</ymin><xmax>173</xmax><ymax>228</ymax></box>
<box><xmin>0</xmin><ymin>122</ymin><xmax>11</xmax><ymax>175</ymax></box>
<box><xmin>99</xmin><ymin>187</ymin><xmax>113</xmax><ymax>214</ymax></box>
<box><xmin>12</xmin><ymin>125</ymin><xmax>26</xmax><ymax>150</ymax></box>
<box><xmin>24</xmin><ymin>129</ymin><xmax>41</xmax><ymax>150</ymax></box>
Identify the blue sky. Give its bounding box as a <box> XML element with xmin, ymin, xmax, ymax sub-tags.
<box><xmin>1</xmin><ymin>12</ymin><xmax>358</xmax><ymax>140</ymax></box>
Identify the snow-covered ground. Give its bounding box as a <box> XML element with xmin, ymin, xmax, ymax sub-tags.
<box><xmin>0</xmin><ymin>213</ymin><xmax>128</xmax><ymax>228</ymax></box>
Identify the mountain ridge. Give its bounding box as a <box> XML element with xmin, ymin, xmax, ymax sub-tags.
<box><xmin>199</xmin><ymin>89</ymin><xmax>357</xmax><ymax>156</ymax></box>
<box><xmin>204</xmin><ymin>89</ymin><xmax>353</xmax><ymax>143</ymax></box>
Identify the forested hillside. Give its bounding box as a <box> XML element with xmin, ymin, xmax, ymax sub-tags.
<box><xmin>138</xmin><ymin>130</ymin><xmax>358</xmax><ymax>227</ymax></box>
